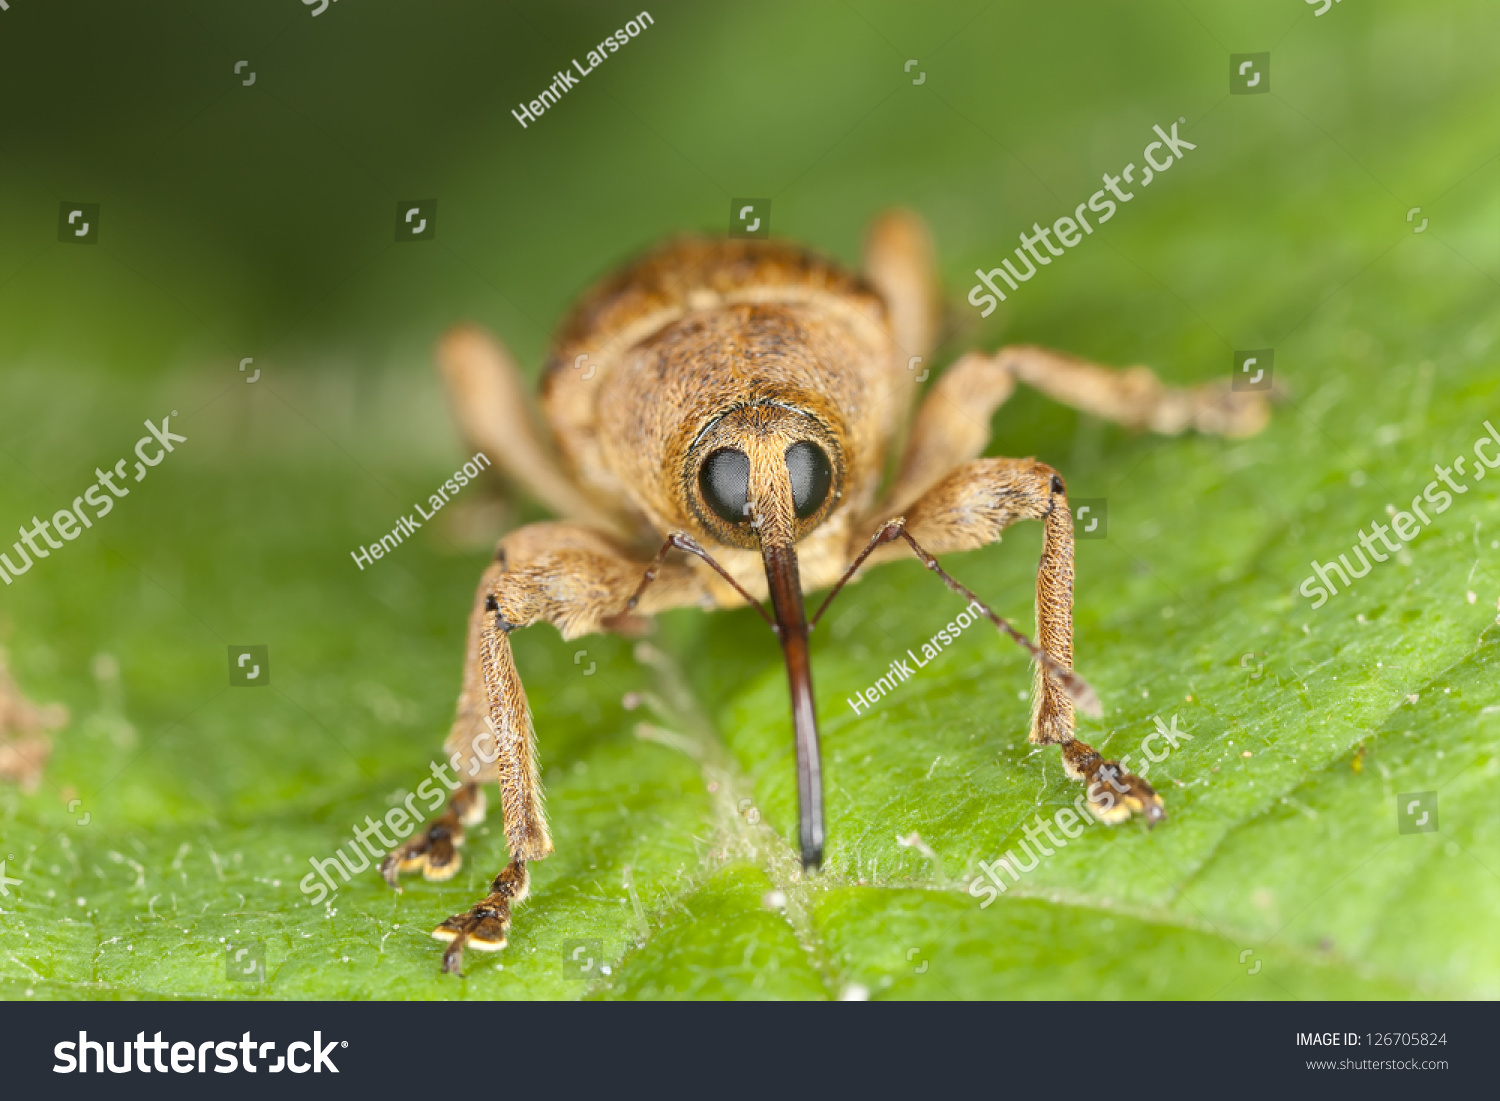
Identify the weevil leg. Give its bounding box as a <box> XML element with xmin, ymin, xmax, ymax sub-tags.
<box><xmin>881</xmin><ymin>344</ymin><xmax>1272</xmax><ymax>515</ymax></box>
<box><xmin>825</xmin><ymin>458</ymin><xmax>1162</xmax><ymax>825</ymax></box>
<box><xmin>436</xmin><ymin>325</ymin><xmax>630</xmax><ymax>537</ymax></box>
<box><xmin>412</xmin><ymin>521</ymin><xmax>708</xmax><ymax>975</ymax></box>
<box><xmin>863</xmin><ymin>209</ymin><xmax>941</xmax><ymax>364</ymax></box>
<box><xmin>990</xmin><ymin>344</ymin><xmax>1273</xmax><ymax>439</ymax></box>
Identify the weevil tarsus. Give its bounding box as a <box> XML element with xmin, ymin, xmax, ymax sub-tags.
<box><xmin>380</xmin><ymin>781</ymin><xmax>486</xmax><ymax>887</ymax></box>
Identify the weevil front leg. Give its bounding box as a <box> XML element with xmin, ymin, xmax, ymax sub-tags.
<box><xmin>823</xmin><ymin>458</ymin><xmax>1162</xmax><ymax>824</ymax></box>
<box><xmin>408</xmin><ymin>521</ymin><xmax>708</xmax><ymax>975</ymax></box>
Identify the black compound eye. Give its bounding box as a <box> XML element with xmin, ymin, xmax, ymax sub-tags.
<box><xmin>786</xmin><ymin>441</ymin><xmax>832</xmax><ymax>520</ymax></box>
<box><xmin>699</xmin><ymin>448</ymin><xmax>751</xmax><ymax>524</ymax></box>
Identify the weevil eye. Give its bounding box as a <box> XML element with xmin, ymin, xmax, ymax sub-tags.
<box><xmin>786</xmin><ymin>441</ymin><xmax>833</xmax><ymax>519</ymax></box>
<box><xmin>699</xmin><ymin>447</ymin><xmax>751</xmax><ymax>523</ymax></box>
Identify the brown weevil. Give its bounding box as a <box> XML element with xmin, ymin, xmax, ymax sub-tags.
<box><xmin>379</xmin><ymin>210</ymin><xmax>1271</xmax><ymax>973</ymax></box>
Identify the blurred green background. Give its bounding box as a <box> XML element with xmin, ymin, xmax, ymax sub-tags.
<box><xmin>0</xmin><ymin>0</ymin><xmax>1497</xmax><ymax>999</ymax></box>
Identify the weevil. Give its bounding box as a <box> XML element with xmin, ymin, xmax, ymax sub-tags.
<box><xmin>379</xmin><ymin>210</ymin><xmax>1271</xmax><ymax>973</ymax></box>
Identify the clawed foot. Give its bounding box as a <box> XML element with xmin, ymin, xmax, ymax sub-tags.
<box><xmin>381</xmin><ymin>783</ymin><xmax>486</xmax><ymax>887</ymax></box>
<box><xmin>1062</xmin><ymin>741</ymin><xmax>1165</xmax><ymax>825</ymax></box>
<box><xmin>431</xmin><ymin>859</ymin><xmax>529</xmax><ymax>976</ymax></box>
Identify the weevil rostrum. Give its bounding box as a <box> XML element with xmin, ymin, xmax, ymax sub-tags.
<box><xmin>379</xmin><ymin>210</ymin><xmax>1272</xmax><ymax>973</ymax></box>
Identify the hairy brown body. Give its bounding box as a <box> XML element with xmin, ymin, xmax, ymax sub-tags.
<box><xmin>542</xmin><ymin>239</ymin><xmax>904</xmax><ymax>600</ymax></box>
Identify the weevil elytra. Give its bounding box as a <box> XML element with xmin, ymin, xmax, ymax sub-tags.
<box><xmin>380</xmin><ymin>210</ymin><xmax>1271</xmax><ymax>973</ymax></box>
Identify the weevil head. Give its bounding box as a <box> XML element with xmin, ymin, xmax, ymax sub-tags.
<box><xmin>683</xmin><ymin>403</ymin><xmax>844</xmax><ymax>554</ymax></box>
<box><xmin>597</xmin><ymin>301</ymin><xmax>871</xmax><ymax>562</ymax></box>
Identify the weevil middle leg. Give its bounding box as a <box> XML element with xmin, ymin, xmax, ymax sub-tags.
<box><xmin>883</xmin><ymin>347</ymin><xmax>1273</xmax><ymax>514</ymax></box>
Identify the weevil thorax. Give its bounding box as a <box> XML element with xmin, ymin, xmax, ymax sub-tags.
<box><xmin>542</xmin><ymin>239</ymin><xmax>907</xmax><ymax>593</ymax></box>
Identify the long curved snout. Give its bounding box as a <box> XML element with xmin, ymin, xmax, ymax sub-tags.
<box><xmin>760</xmin><ymin>536</ymin><xmax>824</xmax><ymax>870</ymax></box>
